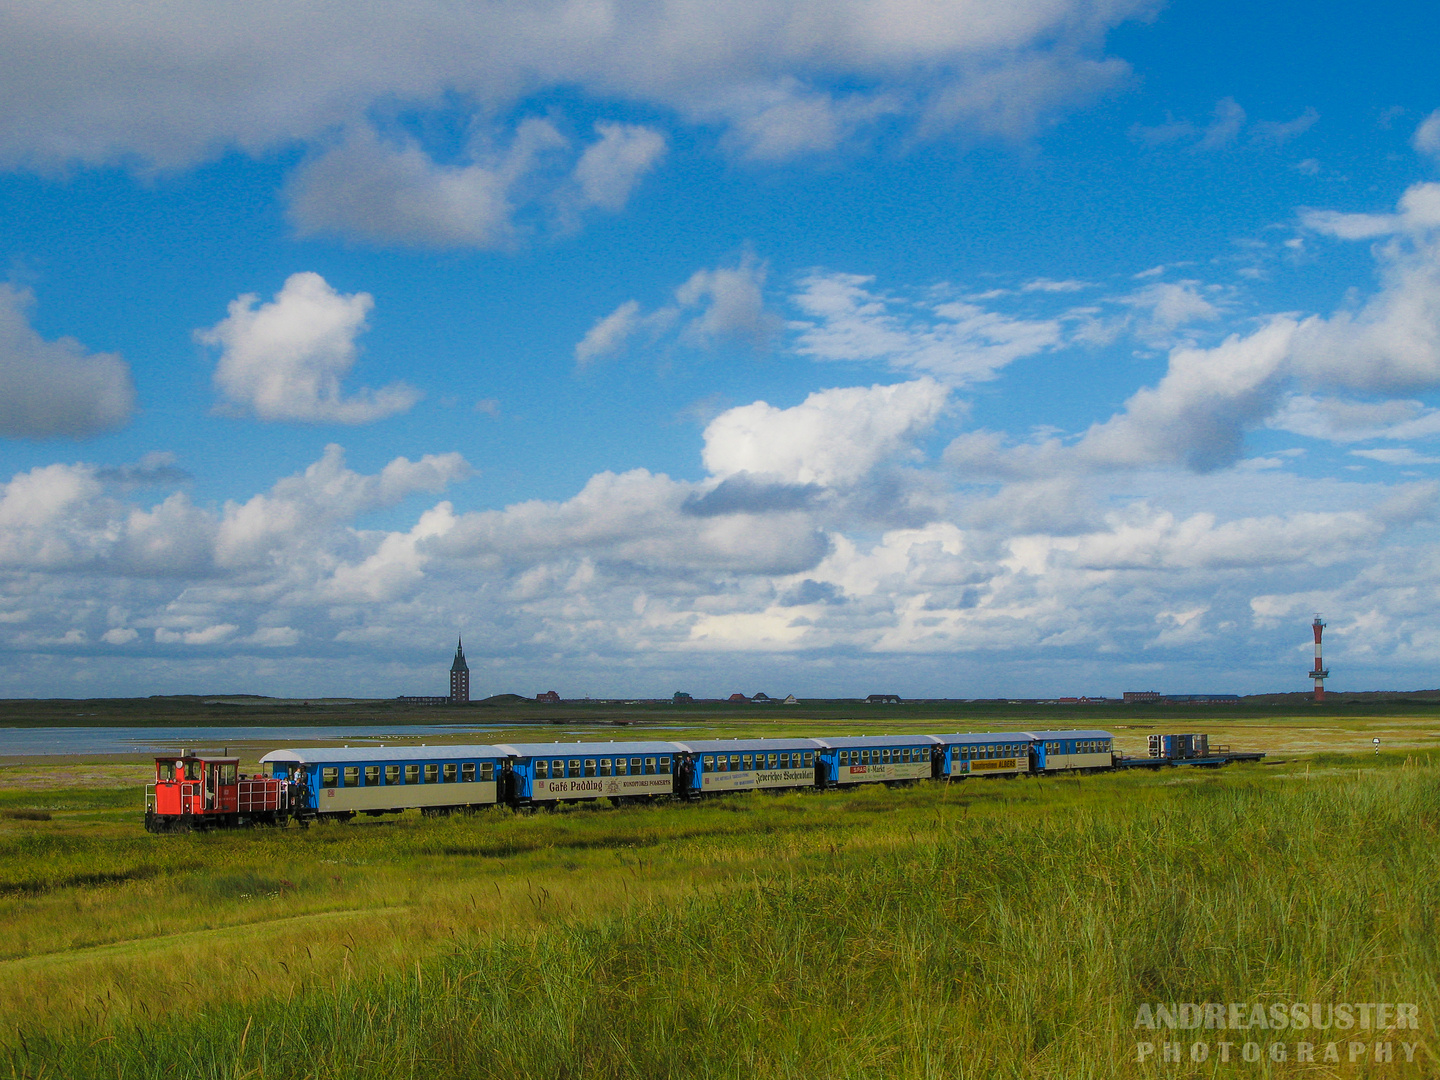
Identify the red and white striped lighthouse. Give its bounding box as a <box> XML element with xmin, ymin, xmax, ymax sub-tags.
<box><xmin>1310</xmin><ymin>615</ymin><xmax>1329</xmax><ymax>702</ymax></box>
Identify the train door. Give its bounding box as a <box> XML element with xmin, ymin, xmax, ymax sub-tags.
<box><xmin>931</xmin><ymin>745</ymin><xmax>943</xmax><ymax>780</ymax></box>
<box><xmin>204</xmin><ymin>761</ymin><xmax>217</xmax><ymax>810</ymax></box>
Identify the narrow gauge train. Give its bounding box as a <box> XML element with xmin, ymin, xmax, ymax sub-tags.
<box><xmin>143</xmin><ymin>729</ymin><xmax>1114</xmax><ymax>831</ymax></box>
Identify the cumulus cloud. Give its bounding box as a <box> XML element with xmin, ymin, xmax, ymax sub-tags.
<box><xmin>0</xmin><ymin>284</ymin><xmax>135</xmax><ymax>439</ymax></box>
<box><xmin>575</xmin><ymin>301</ymin><xmax>644</xmax><ymax>365</ymax></box>
<box><xmin>199</xmin><ymin>272</ymin><xmax>421</xmax><ymax>423</ymax></box>
<box><xmin>702</xmin><ymin>379</ymin><xmax>948</xmax><ymax>486</ymax></box>
<box><xmin>0</xmin><ymin>1</ymin><xmax>1153</xmax><ymax>170</ymax></box>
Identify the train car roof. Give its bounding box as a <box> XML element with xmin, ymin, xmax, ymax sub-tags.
<box><xmin>1021</xmin><ymin>730</ymin><xmax>1114</xmax><ymax>740</ymax></box>
<box><xmin>678</xmin><ymin>737</ymin><xmax>827</xmax><ymax>754</ymax></box>
<box><xmin>493</xmin><ymin>741</ymin><xmax>683</xmax><ymax>758</ymax></box>
<box><xmin>811</xmin><ymin>734</ymin><xmax>944</xmax><ymax>749</ymax></box>
<box><xmin>260</xmin><ymin>745</ymin><xmax>507</xmax><ymax>765</ymax></box>
<box><xmin>927</xmin><ymin>731</ymin><xmax>1033</xmax><ymax>744</ymax></box>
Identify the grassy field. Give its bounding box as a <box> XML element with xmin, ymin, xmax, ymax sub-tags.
<box><xmin>1</xmin><ymin>708</ymin><xmax>1438</xmax><ymax>1077</ymax></box>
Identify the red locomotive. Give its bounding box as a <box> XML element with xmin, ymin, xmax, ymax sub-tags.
<box><xmin>144</xmin><ymin>749</ymin><xmax>294</xmax><ymax>832</ymax></box>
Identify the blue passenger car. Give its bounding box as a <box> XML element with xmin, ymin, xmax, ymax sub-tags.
<box><xmin>931</xmin><ymin>732</ymin><xmax>1033</xmax><ymax>778</ymax></box>
<box><xmin>495</xmin><ymin>741</ymin><xmax>681</xmax><ymax>804</ymax></box>
<box><xmin>1024</xmin><ymin>730</ymin><xmax>1114</xmax><ymax>773</ymax></box>
<box><xmin>260</xmin><ymin>745</ymin><xmax>506</xmax><ymax>818</ymax></box>
<box><xmin>812</xmin><ymin>735</ymin><xmax>943</xmax><ymax>787</ymax></box>
<box><xmin>675</xmin><ymin>738</ymin><xmax>825</xmax><ymax>797</ymax></box>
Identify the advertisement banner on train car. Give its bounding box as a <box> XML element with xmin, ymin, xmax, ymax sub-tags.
<box><xmin>533</xmin><ymin>775</ymin><xmax>672</xmax><ymax>800</ymax></box>
<box><xmin>968</xmin><ymin>758</ymin><xmax>1020</xmax><ymax>773</ymax></box>
<box><xmin>840</xmin><ymin>761</ymin><xmax>932</xmax><ymax>784</ymax></box>
<box><xmin>702</xmin><ymin>768</ymin><xmax>814</xmax><ymax>792</ymax></box>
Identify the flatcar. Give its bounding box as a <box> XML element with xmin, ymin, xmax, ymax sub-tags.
<box><xmin>141</xmin><ymin>726</ymin><xmax>1124</xmax><ymax>831</ymax></box>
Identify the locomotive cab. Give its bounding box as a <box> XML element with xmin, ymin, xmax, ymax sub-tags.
<box><xmin>145</xmin><ymin>750</ymin><xmax>291</xmax><ymax>832</ymax></box>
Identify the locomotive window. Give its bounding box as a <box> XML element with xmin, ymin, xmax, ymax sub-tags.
<box><xmin>599</xmin><ymin>758</ymin><xmax>612</xmax><ymax>776</ymax></box>
<box><xmin>158</xmin><ymin>761</ymin><xmax>175</xmax><ymax>782</ymax></box>
<box><xmin>584</xmin><ymin>759</ymin><xmax>596</xmax><ymax>777</ymax></box>
<box><xmin>481</xmin><ymin>762</ymin><xmax>494</xmax><ymax>781</ymax></box>
<box><xmin>659</xmin><ymin>757</ymin><xmax>671</xmax><ymax>774</ymax></box>
<box><xmin>386</xmin><ymin>765</ymin><xmax>400</xmax><ymax>784</ymax></box>
<box><xmin>343</xmin><ymin>767</ymin><xmax>358</xmax><ymax>787</ymax></box>
<box><xmin>742</xmin><ymin>755</ymin><xmax>753</xmax><ymax>770</ymax></box>
<box><xmin>185</xmin><ymin>761</ymin><xmax>200</xmax><ymax>781</ymax></box>
<box><xmin>535</xmin><ymin>760</ymin><xmax>548</xmax><ymax>779</ymax></box>
<box><xmin>321</xmin><ymin>767</ymin><xmax>338</xmax><ymax>788</ymax></box>
<box><xmin>424</xmin><ymin>764</ymin><xmax>439</xmax><ymax>783</ymax></box>
<box><xmin>462</xmin><ymin>763</ymin><xmax>476</xmax><ymax>782</ymax></box>
<box><xmin>405</xmin><ymin>764</ymin><xmax>419</xmax><ymax>784</ymax></box>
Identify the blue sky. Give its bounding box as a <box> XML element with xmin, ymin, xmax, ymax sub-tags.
<box><xmin>3</xmin><ymin>0</ymin><xmax>1440</xmax><ymax>699</ymax></box>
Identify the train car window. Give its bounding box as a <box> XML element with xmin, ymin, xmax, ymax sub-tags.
<box><xmin>535</xmin><ymin>760</ymin><xmax>548</xmax><ymax>779</ymax></box>
<box><xmin>386</xmin><ymin>765</ymin><xmax>400</xmax><ymax>784</ymax></box>
<box><xmin>777</xmin><ymin>753</ymin><xmax>788</xmax><ymax>768</ymax></box>
<box><xmin>444</xmin><ymin>764</ymin><xmax>457</xmax><ymax>783</ymax></box>
<box><xmin>584</xmin><ymin>759</ymin><xmax>597</xmax><ymax>777</ymax></box>
<box><xmin>342</xmin><ymin>767</ymin><xmax>358</xmax><ymax>787</ymax></box>
<box><xmin>424</xmin><ymin>764</ymin><xmax>439</xmax><ymax>783</ymax></box>
<box><xmin>481</xmin><ymin>762</ymin><xmax>494</xmax><ymax>781</ymax></box>
<box><xmin>804</xmin><ymin>752</ymin><xmax>815</xmax><ymax>767</ymax></box>
<box><xmin>630</xmin><ymin>758</ymin><xmax>643</xmax><ymax>774</ymax></box>
<box><xmin>405</xmin><ymin>764</ymin><xmax>419</xmax><ymax>784</ymax></box>
<box><xmin>616</xmin><ymin>758</ymin><xmax>629</xmax><ymax>775</ymax></box>
<box><xmin>321</xmin><ymin>767</ymin><xmax>338</xmax><ymax>788</ymax></box>
<box><xmin>462</xmin><ymin>763</ymin><xmax>476</xmax><ymax>782</ymax></box>
<box><xmin>643</xmin><ymin>757</ymin><xmax>655</xmax><ymax>774</ymax></box>
<box><xmin>742</xmin><ymin>754</ymin><xmax>753</xmax><ymax>770</ymax></box>
<box><xmin>599</xmin><ymin>758</ymin><xmax>612</xmax><ymax>776</ymax></box>
<box><xmin>660</xmin><ymin>757</ymin><xmax>671</xmax><ymax>774</ymax></box>
<box><xmin>364</xmin><ymin>766</ymin><xmax>379</xmax><ymax>786</ymax></box>
<box><xmin>880</xmin><ymin>749</ymin><xmax>890</xmax><ymax>764</ymax></box>
<box><xmin>703</xmin><ymin>756</ymin><xmax>715</xmax><ymax>770</ymax></box>
<box><xmin>566</xmin><ymin>759</ymin><xmax>579</xmax><ymax>777</ymax></box>
<box><xmin>726</xmin><ymin>755</ymin><xmax>738</xmax><ymax>771</ymax></box>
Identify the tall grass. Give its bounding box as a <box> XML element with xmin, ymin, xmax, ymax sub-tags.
<box><xmin>7</xmin><ymin>760</ymin><xmax>1437</xmax><ymax>1078</ymax></box>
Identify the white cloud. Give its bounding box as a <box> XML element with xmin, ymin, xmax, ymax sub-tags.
<box><xmin>1195</xmin><ymin>97</ymin><xmax>1246</xmax><ymax>150</ymax></box>
<box><xmin>1268</xmin><ymin>395</ymin><xmax>1440</xmax><ymax>443</ymax></box>
<box><xmin>0</xmin><ymin>284</ymin><xmax>135</xmax><ymax>439</ymax></box>
<box><xmin>1349</xmin><ymin>448</ymin><xmax>1440</xmax><ymax>466</ymax></box>
<box><xmin>155</xmin><ymin>624</ymin><xmax>238</xmax><ymax>645</ymax></box>
<box><xmin>101</xmin><ymin>627</ymin><xmax>138</xmax><ymax>645</ymax></box>
<box><xmin>0</xmin><ymin>0</ymin><xmax>1152</xmax><ymax>171</ymax></box>
<box><xmin>573</xmin><ymin>254</ymin><xmax>780</xmax><ymax>362</ymax></box>
<box><xmin>575</xmin><ymin>301</ymin><xmax>643</xmax><ymax>365</ymax></box>
<box><xmin>1413</xmin><ymin>110</ymin><xmax>1440</xmax><ymax>162</ymax></box>
<box><xmin>791</xmin><ymin>272</ymin><xmax>1063</xmax><ymax>383</ymax></box>
<box><xmin>676</xmin><ymin>255</ymin><xmax>782</xmax><ymax>347</ymax></box>
<box><xmin>572</xmin><ymin>123</ymin><xmax>667</xmax><ymax>211</ymax></box>
<box><xmin>702</xmin><ymin>379</ymin><xmax>948</xmax><ymax>486</ymax></box>
<box><xmin>199</xmin><ymin>272</ymin><xmax>421</xmax><ymax>423</ymax></box>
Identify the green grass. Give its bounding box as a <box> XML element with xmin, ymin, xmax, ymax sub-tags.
<box><xmin>1</xmin><ymin>755</ymin><xmax>1436</xmax><ymax>1078</ymax></box>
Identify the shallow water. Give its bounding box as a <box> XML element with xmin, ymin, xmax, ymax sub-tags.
<box><xmin>0</xmin><ymin>724</ymin><xmax>533</xmax><ymax>757</ymax></box>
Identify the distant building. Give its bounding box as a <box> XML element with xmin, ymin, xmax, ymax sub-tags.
<box><xmin>536</xmin><ymin>690</ymin><xmax>561</xmax><ymax>703</ymax></box>
<box><xmin>727</xmin><ymin>693</ymin><xmax>748</xmax><ymax>702</ymax></box>
<box><xmin>866</xmin><ymin>694</ymin><xmax>902</xmax><ymax>704</ymax></box>
<box><xmin>673</xmin><ymin>691</ymin><xmax>693</xmax><ymax>703</ymax></box>
<box><xmin>450</xmin><ymin>637</ymin><xmax>469</xmax><ymax>703</ymax></box>
<box><xmin>1058</xmin><ymin>696</ymin><xmax>1108</xmax><ymax>704</ymax></box>
<box><xmin>397</xmin><ymin>696</ymin><xmax>451</xmax><ymax>706</ymax></box>
<box><xmin>782</xmin><ymin>694</ymin><xmax>799</xmax><ymax>705</ymax></box>
<box><xmin>752</xmin><ymin>692</ymin><xmax>771</xmax><ymax>702</ymax></box>
<box><xmin>1124</xmin><ymin>691</ymin><xmax>1163</xmax><ymax>703</ymax></box>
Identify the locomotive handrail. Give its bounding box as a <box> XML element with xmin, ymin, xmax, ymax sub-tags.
<box><xmin>145</xmin><ymin>784</ymin><xmax>156</xmax><ymax>812</ymax></box>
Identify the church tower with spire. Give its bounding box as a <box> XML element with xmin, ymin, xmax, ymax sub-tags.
<box><xmin>449</xmin><ymin>637</ymin><xmax>470</xmax><ymax>704</ymax></box>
